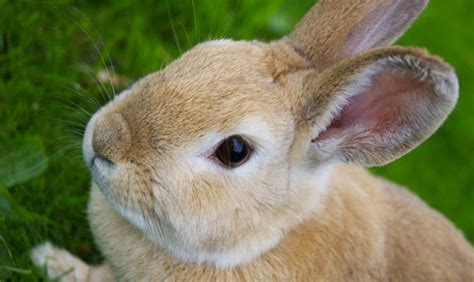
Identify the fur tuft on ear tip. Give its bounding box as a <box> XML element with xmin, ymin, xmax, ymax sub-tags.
<box><xmin>303</xmin><ymin>47</ymin><xmax>459</xmax><ymax>167</ymax></box>
<box><xmin>389</xmin><ymin>49</ymin><xmax>459</xmax><ymax>99</ymax></box>
<box><xmin>427</xmin><ymin>60</ymin><xmax>459</xmax><ymax>106</ymax></box>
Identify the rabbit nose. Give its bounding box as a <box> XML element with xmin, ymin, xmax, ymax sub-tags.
<box><xmin>92</xmin><ymin>112</ymin><xmax>131</xmax><ymax>163</ymax></box>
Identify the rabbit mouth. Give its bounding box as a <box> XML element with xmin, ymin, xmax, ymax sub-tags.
<box><xmin>91</xmin><ymin>155</ymin><xmax>115</xmax><ymax>171</ymax></box>
<box><xmin>90</xmin><ymin>158</ymin><xmax>111</xmax><ymax>195</ymax></box>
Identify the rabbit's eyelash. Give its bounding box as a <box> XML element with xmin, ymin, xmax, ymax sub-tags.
<box><xmin>193</xmin><ymin>116</ymin><xmax>273</xmax><ymax>158</ymax></box>
<box><xmin>204</xmin><ymin>134</ymin><xmax>257</xmax><ymax>159</ymax></box>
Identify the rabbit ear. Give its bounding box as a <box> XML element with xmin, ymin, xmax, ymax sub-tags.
<box><xmin>301</xmin><ymin>47</ymin><xmax>458</xmax><ymax>167</ymax></box>
<box><xmin>286</xmin><ymin>0</ymin><xmax>428</xmax><ymax>69</ymax></box>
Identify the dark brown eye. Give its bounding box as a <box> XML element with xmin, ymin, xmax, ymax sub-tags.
<box><xmin>214</xmin><ymin>135</ymin><xmax>252</xmax><ymax>168</ymax></box>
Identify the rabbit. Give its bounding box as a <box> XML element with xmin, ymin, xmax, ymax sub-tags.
<box><xmin>31</xmin><ymin>0</ymin><xmax>474</xmax><ymax>281</ymax></box>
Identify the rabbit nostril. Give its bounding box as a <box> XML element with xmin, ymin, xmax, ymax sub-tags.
<box><xmin>92</xmin><ymin>112</ymin><xmax>131</xmax><ymax>163</ymax></box>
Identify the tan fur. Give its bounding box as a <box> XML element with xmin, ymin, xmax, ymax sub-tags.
<box><xmin>32</xmin><ymin>0</ymin><xmax>473</xmax><ymax>281</ymax></box>
<box><xmin>288</xmin><ymin>0</ymin><xmax>428</xmax><ymax>68</ymax></box>
<box><xmin>87</xmin><ymin>164</ymin><xmax>474</xmax><ymax>281</ymax></box>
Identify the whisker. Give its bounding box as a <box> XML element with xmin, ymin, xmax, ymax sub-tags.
<box><xmin>207</xmin><ymin>0</ymin><xmax>220</xmax><ymax>40</ymax></box>
<box><xmin>221</xmin><ymin>0</ymin><xmax>241</xmax><ymax>39</ymax></box>
<box><xmin>191</xmin><ymin>0</ymin><xmax>199</xmax><ymax>44</ymax></box>
<box><xmin>61</xmin><ymin>98</ymin><xmax>93</xmax><ymax>116</ymax></box>
<box><xmin>77</xmin><ymin>64</ymin><xmax>114</xmax><ymax>106</ymax></box>
<box><xmin>28</xmin><ymin>46</ymin><xmax>106</xmax><ymax>116</ymax></box>
<box><xmin>79</xmin><ymin>11</ymin><xmax>119</xmax><ymax>98</ymax></box>
<box><xmin>178</xmin><ymin>20</ymin><xmax>193</xmax><ymax>49</ymax></box>
<box><xmin>67</xmin><ymin>8</ymin><xmax>116</xmax><ymax>99</ymax></box>
<box><xmin>166</xmin><ymin>0</ymin><xmax>183</xmax><ymax>55</ymax></box>
<box><xmin>62</xmin><ymin>85</ymin><xmax>101</xmax><ymax>112</ymax></box>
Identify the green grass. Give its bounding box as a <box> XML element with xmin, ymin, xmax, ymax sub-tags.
<box><xmin>0</xmin><ymin>0</ymin><xmax>473</xmax><ymax>280</ymax></box>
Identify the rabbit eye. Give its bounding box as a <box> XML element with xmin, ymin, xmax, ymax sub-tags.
<box><xmin>214</xmin><ymin>135</ymin><xmax>252</xmax><ymax>168</ymax></box>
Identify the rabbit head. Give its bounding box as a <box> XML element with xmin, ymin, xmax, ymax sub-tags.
<box><xmin>83</xmin><ymin>0</ymin><xmax>458</xmax><ymax>267</ymax></box>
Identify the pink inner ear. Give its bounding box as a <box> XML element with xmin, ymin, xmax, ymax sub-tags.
<box><xmin>314</xmin><ymin>70</ymin><xmax>431</xmax><ymax>142</ymax></box>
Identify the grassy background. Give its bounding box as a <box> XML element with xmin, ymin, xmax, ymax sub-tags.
<box><xmin>0</xmin><ymin>0</ymin><xmax>473</xmax><ymax>280</ymax></box>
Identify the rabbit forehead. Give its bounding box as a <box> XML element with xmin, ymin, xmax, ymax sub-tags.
<box><xmin>165</xmin><ymin>39</ymin><xmax>275</xmax><ymax>82</ymax></box>
<box><xmin>110</xmin><ymin>40</ymin><xmax>292</xmax><ymax>150</ymax></box>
